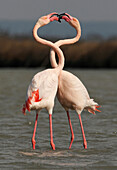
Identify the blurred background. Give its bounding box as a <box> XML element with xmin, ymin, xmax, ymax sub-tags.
<box><xmin>1</xmin><ymin>1</ymin><xmax>117</xmax><ymax>169</ymax></box>
<box><xmin>0</xmin><ymin>0</ymin><xmax>117</xmax><ymax>68</ymax></box>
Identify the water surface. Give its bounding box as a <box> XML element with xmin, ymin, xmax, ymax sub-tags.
<box><xmin>0</xmin><ymin>69</ymin><xmax>117</xmax><ymax>169</ymax></box>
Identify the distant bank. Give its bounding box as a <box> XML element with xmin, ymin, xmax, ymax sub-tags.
<box><xmin>0</xmin><ymin>36</ymin><xmax>117</xmax><ymax>68</ymax></box>
<box><xmin>0</xmin><ymin>20</ymin><xmax>117</xmax><ymax>40</ymax></box>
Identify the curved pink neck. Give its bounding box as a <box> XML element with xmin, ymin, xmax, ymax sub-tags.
<box><xmin>50</xmin><ymin>20</ymin><xmax>81</xmax><ymax>68</ymax></box>
<box><xmin>33</xmin><ymin>23</ymin><xmax>64</xmax><ymax>72</ymax></box>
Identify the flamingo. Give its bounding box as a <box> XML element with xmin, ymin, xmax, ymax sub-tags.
<box><xmin>22</xmin><ymin>12</ymin><xmax>64</xmax><ymax>150</ymax></box>
<box><xmin>50</xmin><ymin>13</ymin><xmax>101</xmax><ymax>149</ymax></box>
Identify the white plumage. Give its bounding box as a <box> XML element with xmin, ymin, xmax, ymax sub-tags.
<box><xmin>27</xmin><ymin>69</ymin><xmax>58</xmax><ymax>112</ymax></box>
<box><xmin>22</xmin><ymin>12</ymin><xmax>65</xmax><ymax>150</ymax></box>
<box><xmin>50</xmin><ymin>13</ymin><xmax>101</xmax><ymax>149</ymax></box>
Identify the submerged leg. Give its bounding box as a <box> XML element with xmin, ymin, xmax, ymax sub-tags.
<box><xmin>78</xmin><ymin>114</ymin><xmax>87</xmax><ymax>149</ymax></box>
<box><xmin>67</xmin><ymin>111</ymin><xmax>74</xmax><ymax>149</ymax></box>
<box><xmin>49</xmin><ymin>114</ymin><xmax>55</xmax><ymax>150</ymax></box>
<box><xmin>32</xmin><ymin>113</ymin><xmax>38</xmax><ymax>150</ymax></box>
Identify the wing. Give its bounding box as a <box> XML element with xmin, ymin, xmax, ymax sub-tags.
<box><xmin>60</xmin><ymin>70</ymin><xmax>89</xmax><ymax>97</ymax></box>
<box><xmin>58</xmin><ymin>70</ymin><xmax>90</xmax><ymax>109</ymax></box>
<box><xmin>27</xmin><ymin>69</ymin><xmax>58</xmax><ymax>100</ymax></box>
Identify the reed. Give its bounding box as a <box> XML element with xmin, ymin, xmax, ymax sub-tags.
<box><xmin>0</xmin><ymin>36</ymin><xmax>117</xmax><ymax>68</ymax></box>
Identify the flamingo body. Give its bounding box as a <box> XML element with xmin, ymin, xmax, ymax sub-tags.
<box><xmin>27</xmin><ymin>69</ymin><xmax>58</xmax><ymax>112</ymax></box>
<box><xmin>57</xmin><ymin>70</ymin><xmax>93</xmax><ymax>113</ymax></box>
<box><xmin>50</xmin><ymin>13</ymin><xmax>101</xmax><ymax>149</ymax></box>
<box><xmin>22</xmin><ymin>13</ymin><xmax>65</xmax><ymax>150</ymax></box>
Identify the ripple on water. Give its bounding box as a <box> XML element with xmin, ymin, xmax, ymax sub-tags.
<box><xmin>0</xmin><ymin>69</ymin><xmax>117</xmax><ymax>169</ymax></box>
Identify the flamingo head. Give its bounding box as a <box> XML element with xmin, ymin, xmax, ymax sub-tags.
<box><xmin>36</xmin><ymin>12</ymin><xmax>60</xmax><ymax>27</ymax></box>
<box><xmin>59</xmin><ymin>13</ymin><xmax>80</xmax><ymax>29</ymax></box>
<box><xmin>59</xmin><ymin>13</ymin><xmax>73</xmax><ymax>22</ymax></box>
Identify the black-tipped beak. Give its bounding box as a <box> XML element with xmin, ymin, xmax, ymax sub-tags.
<box><xmin>58</xmin><ymin>15</ymin><xmax>62</xmax><ymax>23</ymax></box>
<box><xmin>50</xmin><ymin>13</ymin><xmax>59</xmax><ymax>18</ymax></box>
<box><xmin>59</xmin><ymin>13</ymin><xmax>70</xmax><ymax>18</ymax></box>
<box><xmin>50</xmin><ymin>13</ymin><xmax>71</xmax><ymax>23</ymax></box>
<box><xmin>50</xmin><ymin>13</ymin><xmax>61</xmax><ymax>22</ymax></box>
<box><xmin>59</xmin><ymin>13</ymin><xmax>71</xmax><ymax>22</ymax></box>
<box><xmin>58</xmin><ymin>16</ymin><xmax>61</xmax><ymax>23</ymax></box>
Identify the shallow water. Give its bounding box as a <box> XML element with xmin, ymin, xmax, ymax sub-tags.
<box><xmin>0</xmin><ymin>68</ymin><xmax>117</xmax><ymax>169</ymax></box>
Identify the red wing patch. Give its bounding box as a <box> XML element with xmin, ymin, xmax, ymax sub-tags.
<box><xmin>32</xmin><ymin>89</ymin><xmax>42</xmax><ymax>102</ymax></box>
<box><xmin>22</xmin><ymin>89</ymin><xmax>42</xmax><ymax>115</ymax></box>
<box><xmin>26</xmin><ymin>97</ymin><xmax>31</xmax><ymax>112</ymax></box>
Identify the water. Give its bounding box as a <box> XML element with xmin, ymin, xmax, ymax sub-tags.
<box><xmin>0</xmin><ymin>68</ymin><xmax>117</xmax><ymax>169</ymax></box>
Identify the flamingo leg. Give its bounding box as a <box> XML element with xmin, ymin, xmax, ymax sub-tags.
<box><xmin>78</xmin><ymin>114</ymin><xmax>87</xmax><ymax>149</ymax></box>
<box><xmin>49</xmin><ymin>114</ymin><xmax>55</xmax><ymax>150</ymax></box>
<box><xmin>32</xmin><ymin>113</ymin><xmax>38</xmax><ymax>150</ymax></box>
<box><xmin>67</xmin><ymin>111</ymin><xmax>74</xmax><ymax>149</ymax></box>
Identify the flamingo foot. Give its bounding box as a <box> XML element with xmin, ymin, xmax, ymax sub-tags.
<box><xmin>83</xmin><ymin>140</ymin><xmax>87</xmax><ymax>149</ymax></box>
<box><xmin>50</xmin><ymin>142</ymin><xmax>55</xmax><ymax>150</ymax></box>
<box><xmin>69</xmin><ymin>135</ymin><xmax>74</xmax><ymax>149</ymax></box>
<box><xmin>32</xmin><ymin>138</ymin><xmax>36</xmax><ymax>150</ymax></box>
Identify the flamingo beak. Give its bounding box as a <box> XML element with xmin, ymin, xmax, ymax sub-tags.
<box><xmin>50</xmin><ymin>13</ymin><xmax>61</xmax><ymax>22</ymax></box>
<box><xmin>59</xmin><ymin>13</ymin><xmax>72</xmax><ymax>22</ymax></box>
<box><xmin>50</xmin><ymin>13</ymin><xmax>72</xmax><ymax>23</ymax></box>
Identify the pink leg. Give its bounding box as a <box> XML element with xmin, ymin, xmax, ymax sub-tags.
<box><xmin>32</xmin><ymin>113</ymin><xmax>38</xmax><ymax>150</ymax></box>
<box><xmin>49</xmin><ymin>114</ymin><xmax>55</xmax><ymax>150</ymax></box>
<box><xmin>67</xmin><ymin>111</ymin><xmax>74</xmax><ymax>149</ymax></box>
<box><xmin>78</xmin><ymin>114</ymin><xmax>87</xmax><ymax>149</ymax></box>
